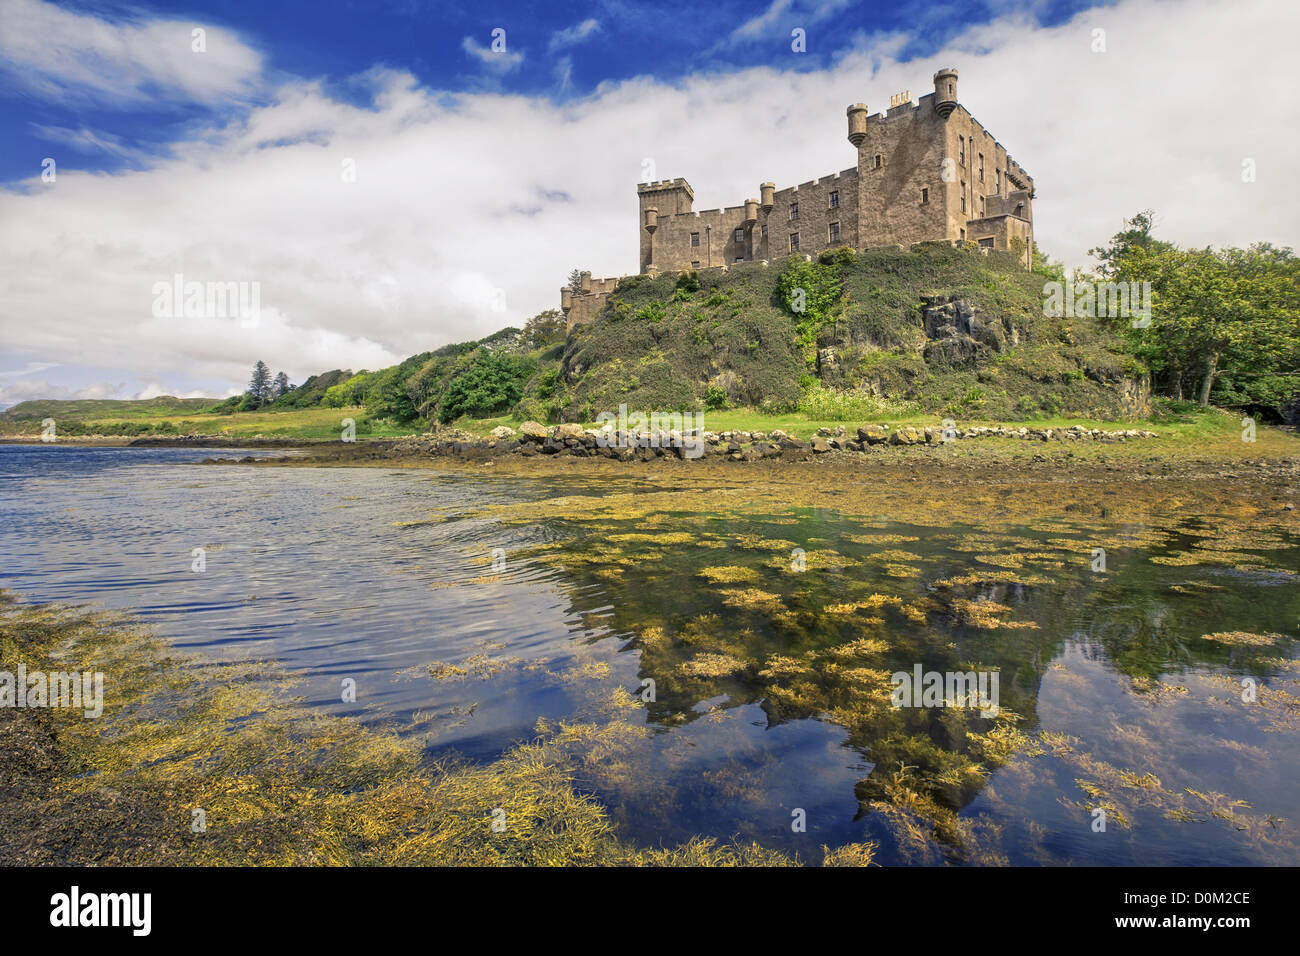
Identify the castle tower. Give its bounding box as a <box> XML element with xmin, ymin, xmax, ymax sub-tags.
<box><xmin>637</xmin><ymin>179</ymin><xmax>694</xmax><ymax>274</ymax></box>
<box><xmin>933</xmin><ymin>68</ymin><xmax>958</xmax><ymax>118</ymax></box>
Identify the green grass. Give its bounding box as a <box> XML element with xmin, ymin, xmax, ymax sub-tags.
<box><xmin>8</xmin><ymin>397</ymin><xmax>1291</xmax><ymax>458</ymax></box>
<box><xmin>0</xmin><ymin>396</ymin><xmax>218</xmax><ymax>421</ymax></box>
<box><xmin>0</xmin><ymin>405</ymin><xmax>424</xmax><ymax>440</ymax></box>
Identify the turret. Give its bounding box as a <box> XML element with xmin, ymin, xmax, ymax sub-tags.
<box><xmin>643</xmin><ymin>207</ymin><xmax>658</xmax><ymax>234</ymax></box>
<box><xmin>846</xmin><ymin>103</ymin><xmax>867</xmax><ymax>146</ymax></box>
<box><xmin>744</xmin><ymin>198</ymin><xmax>759</xmax><ymax>222</ymax></box>
<box><xmin>933</xmin><ymin>68</ymin><xmax>957</xmax><ymax>118</ymax></box>
<box><xmin>760</xmin><ymin>182</ymin><xmax>775</xmax><ymax>211</ymax></box>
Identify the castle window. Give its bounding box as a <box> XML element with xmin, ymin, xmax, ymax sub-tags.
<box><xmin>960</xmin><ymin>228</ymin><xmax>966</xmax><ymax>240</ymax></box>
<box><xmin>761</xmin><ymin>225</ymin><xmax>768</xmax><ymax>240</ymax></box>
<box><xmin>829</xmin><ymin>222</ymin><xmax>839</xmax><ymax>242</ymax></box>
<box><xmin>921</xmin><ymin>188</ymin><xmax>929</xmax><ymax>204</ymax></box>
<box><xmin>978</xmin><ymin>237</ymin><xmax>994</xmax><ymax>249</ymax></box>
<box><xmin>734</xmin><ymin>228</ymin><xmax>744</xmax><ymax>243</ymax></box>
<box><xmin>979</xmin><ymin>196</ymin><xmax>985</xmax><ymax>216</ymax></box>
<box><xmin>692</xmin><ymin>261</ymin><xmax>700</xmax><ymax>268</ymax></box>
<box><xmin>789</xmin><ymin>202</ymin><xmax>799</xmax><ymax>220</ymax></box>
<box><xmin>829</xmin><ymin>190</ymin><xmax>839</xmax><ymax>208</ymax></box>
<box><xmin>978</xmin><ymin>153</ymin><xmax>984</xmax><ymax>182</ymax></box>
<box><xmin>995</xmin><ymin>169</ymin><xmax>1001</xmax><ymax>193</ymax></box>
<box><xmin>789</xmin><ymin>233</ymin><xmax>800</xmax><ymax>252</ymax></box>
<box><xmin>874</xmin><ymin>154</ymin><xmax>882</xmax><ymax>169</ymax></box>
<box><xmin>960</xmin><ymin>189</ymin><xmax>966</xmax><ymax>213</ymax></box>
<box><xmin>690</xmin><ymin>232</ymin><xmax>700</xmax><ymax>247</ymax></box>
<box><xmin>959</xmin><ymin>141</ymin><xmax>965</xmax><ymax>165</ymax></box>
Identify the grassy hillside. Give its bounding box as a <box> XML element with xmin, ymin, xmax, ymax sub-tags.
<box><xmin>0</xmin><ymin>396</ymin><xmax>217</xmax><ymax>421</ymax></box>
<box><xmin>556</xmin><ymin>244</ymin><xmax>1146</xmax><ymax>422</ymax></box>
<box><xmin>3</xmin><ymin>244</ymin><xmax>1164</xmax><ymax>440</ymax></box>
<box><xmin>0</xmin><ymin>405</ymin><xmax>419</xmax><ymax>440</ymax></box>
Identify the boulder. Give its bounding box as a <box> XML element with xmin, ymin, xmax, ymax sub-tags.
<box><xmin>857</xmin><ymin>424</ymin><xmax>889</xmax><ymax>444</ymax></box>
<box><xmin>519</xmin><ymin>421</ymin><xmax>548</xmax><ymax>441</ymax></box>
<box><xmin>489</xmin><ymin>425</ymin><xmax>516</xmax><ymax>440</ymax></box>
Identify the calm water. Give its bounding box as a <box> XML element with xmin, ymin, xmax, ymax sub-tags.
<box><xmin>2</xmin><ymin>443</ymin><xmax>1297</xmax><ymax>864</ymax></box>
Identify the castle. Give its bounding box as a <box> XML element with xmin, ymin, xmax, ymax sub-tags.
<box><xmin>561</xmin><ymin>68</ymin><xmax>1036</xmax><ymax>331</ymax></box>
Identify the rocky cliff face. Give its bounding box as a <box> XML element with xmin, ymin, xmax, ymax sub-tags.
<box><xmin>919</xmin><ymin>294</ymin><xmax>1020</xmax><ymax>367</ymax></box>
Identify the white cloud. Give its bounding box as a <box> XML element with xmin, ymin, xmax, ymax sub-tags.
<box><xmin>0</xmin><ymin>0</ymin><xmax>263</xmax><ymax>107</ymax></box>
<box><xmin>732</xmin><ymin>0</ymin><xmax>796</xmax><ymax>42</ymax></box>
<box><xmin>0</xmin><ymin>361</ymin><xmax>58</xmax><ymax>378</ymax></box>
<box><xmin>29</xmin><ymin>124</ymin><xmax>145</xmax><ymax>162</ymax></box>
<box><xmin>0</xmin><ymin>379</ymin><xmax>124</xmax><ymax>408</ymax></box>
<box><xmin>461</xmin><ymin>34</ymin><xmax>524</xmax><ymax>73</ymax></box>
<box><xmin>729</xmin><ymin>0</ymin><xmax>857</xmax><ymax>44</ymax></box>
<box><xmin>0</xmin><ymin>0</ymin><xmax>1295</xmax><ymax>401</ymax></box>
<box><xmin>549</xmin><ymin>18</ymin><xmax>601</xmax><ymax>53</ymax></box>
<box><xmin>554</xmin><ymin>56</ymin><xmax>574</xmax><ymax>95</ymax></box>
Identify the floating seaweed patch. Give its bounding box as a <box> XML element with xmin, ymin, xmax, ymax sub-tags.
<box><xmin>1200</xmin><ymin>631</ymin><xmax>1286</xmax><ymax>647</ymax></box>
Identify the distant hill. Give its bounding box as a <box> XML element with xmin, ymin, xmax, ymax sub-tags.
<box><xmin>0</xmin><ymin>396</ymin><xmax>219</xmax><ymax>420</ymax></box>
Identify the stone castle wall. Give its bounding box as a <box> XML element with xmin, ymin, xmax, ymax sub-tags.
<box><xmin>563</xmin><ymin>70</ymin><xmax>1037</xmax><ymax>330</ymax></box>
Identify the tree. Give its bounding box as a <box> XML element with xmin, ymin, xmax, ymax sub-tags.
<box><xmin>1092</xmin><ymin>212</ymin><xmax>1300</xmax><ymax>409</ymax></box>
<box><xmin>1088</xmin><ymin>210</ymin><xmax>1176</xmax><ymax>278</ymax></box>
<box><xmin>438</xmin><ymin>350</ymin><xmax>535</xmax><ymax>424</ymax></box>
<box><xmin>247</xmin><ymin>361</ymin><xmax>272</xmax><ymax>407</ymax></box>
<box><xmin>567</xmin><ymin>269</ymin><xmax>585</xmax><ymax>293</ymax></box>
<box><xmin>272</xmin><ymin>371</ymin><xmax>290</xmax><ymax>400</ymax></box>
<box><xmin>1166</xmin><ymin>244</ymin><xmax>1300</xmax><ymax>406</ymax></box>
<box><xmin>522</xmin><ymin>309</ymin><xmax>566</xmax><ymax>349</ymax></box>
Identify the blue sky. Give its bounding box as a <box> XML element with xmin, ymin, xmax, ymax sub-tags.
<box><xmin>0</xmin><ymin>0</ymin><xmax>1104</xmax><ymax>184</ymax></box>
<box><xmin>0</xmin><ymin>0</ymin><xmax>1295</xmax><ymax>405</ymax></box>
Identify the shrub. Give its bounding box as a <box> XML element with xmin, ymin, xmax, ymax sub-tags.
<box><xmin>438</xmin><ymin>351</ymin><xmax>536</xmax><ymax>423</ymax></box>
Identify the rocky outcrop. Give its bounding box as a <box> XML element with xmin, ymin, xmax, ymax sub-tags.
<box><xmin>919</xmin><ymin>294</ymin><xmax>1018</xmax><ymax>368</ymax></box>
<box><xmin>518</xmin><ymin>421</ymin><xmax>549</xmax><ymax>440</ymax></box>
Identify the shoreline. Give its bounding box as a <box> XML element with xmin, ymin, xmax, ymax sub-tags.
<box><xmin>4</xmin><ymin>431</ymin><xmax>1298</xmax><ymax>492</ymax></box>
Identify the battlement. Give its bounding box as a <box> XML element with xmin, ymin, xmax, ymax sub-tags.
<box><xmin>637</xmin><ymin>178</ymin><xmax>694</xmax><ymax>198</ymax></box>
<box><xmin>789</xmin><ymin>169</ymin><xmax>856</xmax><ymax>191</ymax></box>
<box><xmin>560</xmin><ymin>271</ymin><xmax>624</xmax><ymax>333</ymax></box>
<box><xmin>863</xmin><ymin>91</ymin><xmax>932</xmax><ymax>126</ymax></box>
